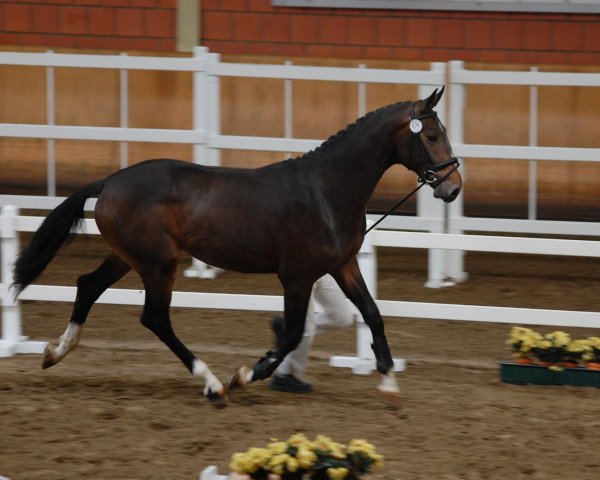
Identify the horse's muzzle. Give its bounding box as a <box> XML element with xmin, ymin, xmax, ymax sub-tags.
<box><xmin>433</xmin><ymin>182</ymin><xmax>461</xmax><ymax>203</ymax></box>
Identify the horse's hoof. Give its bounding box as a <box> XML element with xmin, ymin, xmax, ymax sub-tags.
<box><xmin>42</xmin><ymin>347</ymin><xmax>56</xmax><ymax>369</ymax></box>
<box><xmin>229</xmin><ymin>365</ymin><xmax>252</xmax><ymax>390</ymax></box>
<box><xmin>206</xmin><ymin>388</ymin><xmax>227</xmax><ymax>409</ymax></box>
<box><xmin>377</xmin><ymin>387</ymin><xmax>402</xmax><ymax>410</ymax></box>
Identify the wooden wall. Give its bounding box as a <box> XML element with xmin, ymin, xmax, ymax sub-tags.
<box><xmin>0</xmin><ymin>55</ymin><xmax>599</xmax><ymax>219</ymax></box>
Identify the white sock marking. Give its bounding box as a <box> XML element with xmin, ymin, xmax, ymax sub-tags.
<box><xmin>378</xmin><ymin>370</ymin><xmax>399</xmax><ymax>393</ymax></box>
<box><xmin>53</xmin><ymin>323</ymin><xmax>83</xmax><ymax>360</ymax></box>
<box><xmin>193</xmin><ymin>359</ymin><xmax>223</xmax><ymax>395</ymax></box>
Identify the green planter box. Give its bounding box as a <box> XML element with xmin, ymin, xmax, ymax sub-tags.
<box><xmin>500</xmin><ymin>361</ymin><xmax>600</xmax><ymax>388</ymax></box>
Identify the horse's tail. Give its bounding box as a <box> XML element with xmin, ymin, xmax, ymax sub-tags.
<box><xmin>12</xmin><ymin>179</ymin><xmax>106</xmax><ymax>295</ymax></box>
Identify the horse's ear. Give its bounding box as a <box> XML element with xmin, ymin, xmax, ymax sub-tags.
<box><xmin>424</xmin><ymin>86</ymin><xmax>444</xmax><ymax>111</ymax></box>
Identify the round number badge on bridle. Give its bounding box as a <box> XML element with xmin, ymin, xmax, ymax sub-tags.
<box><xmin>409</xmin><ymin>119</ymin><xmax>422</xmax><ymax>133</ymax></box>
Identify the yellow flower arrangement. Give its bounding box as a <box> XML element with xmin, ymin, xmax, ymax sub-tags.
<box><xmin>582</xmin><ymin>337</ymin><xmax>600</xmax><ymax>364</ymax></box>
<box><xmin>507</xmin><ymin>328</ymin><xmax>600</xmax><ymax>370</ymax></box>
<box><xmin>229</xmin><ymin>434</ymin><xmax>383</xmax><ymax>480</ymax></box>
<box><xmin>506</xmin><ymin>327</ymin><xmax>543</xmax><ymax>360</ymax></box>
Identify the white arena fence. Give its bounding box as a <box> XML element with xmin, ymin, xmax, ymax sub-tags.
<box><xmin>1</xmin><ymin>48</ymin><xmax>599</xmax><ymax>369</ymax></box>
<box><xmin>2</xmin><ymin>205</ymin><xmax>600</xmax><ymax>370</ymax></box>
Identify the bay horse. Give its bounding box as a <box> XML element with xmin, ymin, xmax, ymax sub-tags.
<box><xmin>12</xmin><ymin>88</ymin><xmax>461</xmax><ymax>408</ymax></box>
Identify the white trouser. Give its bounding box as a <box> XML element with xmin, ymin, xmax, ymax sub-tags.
<box><xmin>275</xmin><ymin>274</ymin><xmax>356</xmax><ymax>378</ymax></box>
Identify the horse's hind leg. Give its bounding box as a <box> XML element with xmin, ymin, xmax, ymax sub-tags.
<box><xmin>43</xmin><ymin>253</ymin><xmax>131</xmax><ymax>369</ymax></box>
<box><xmin>138</xmin><ymin>260</ymin><xmax>226</xmax><ymax>407</ymax></box>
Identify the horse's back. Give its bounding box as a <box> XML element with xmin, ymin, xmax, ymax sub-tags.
<box><xmin>93</xmin><ymin>159</ymin><xmax>292</xmax><ymax>273</ymax></box>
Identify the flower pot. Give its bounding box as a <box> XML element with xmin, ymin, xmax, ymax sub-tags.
<box><xmin>515</xmin><ymin>357</ymin><xmax>533</xmax><ymax>365</ymax></box>
<box><xmin>500</xmin><ymin>361</ymin><xmax>600</xmax><ymax>388</ymax></box>
<box><xmin>561</xmin><ymin>362</ymin><xmax>579</xmax><ymax>368</ymax></box>
<box><xmin>537</xmin><ymin>361</ymin><xmax>556</xmax><ymax>367</ymax></box>
<box><xmin>585</xmin><ymin>362</ymin><xmax>600</xmax><ymax>370</ymax></box>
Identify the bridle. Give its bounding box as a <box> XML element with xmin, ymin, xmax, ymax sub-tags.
<box><xmin>408</xmin><ymin>102</ymin><xmax>460</xmax><ymax>187</ymax></box>
<box><xmin>365</xmin><ymin>102</ymin><xmax>460</xmax><ymax>234</ymax></box>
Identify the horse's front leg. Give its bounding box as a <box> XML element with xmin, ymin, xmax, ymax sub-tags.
<box><xmin>332</xmin><ymin>257</ymin><xmax>401</xmax><ymax>409</ymax></box>
<box><xmin>230</xmin><ymin>279</ymin><xmax>313</xmax><ymax>388</ymax></box>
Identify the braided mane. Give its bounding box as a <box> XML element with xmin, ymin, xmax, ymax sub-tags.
<box><xmin>298</xmin><ymin>101</ymin><xmax>410</xmax><ymax>161</ymax></box>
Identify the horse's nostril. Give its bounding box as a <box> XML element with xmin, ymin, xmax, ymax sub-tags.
<box><xmin>444</xmin><ymin>187</ymin><xmax>460</xmax><ymax>203</ymax></box>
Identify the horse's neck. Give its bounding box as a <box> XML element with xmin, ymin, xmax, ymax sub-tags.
<box><xmin>314</xmin><ymin>118</ymin><xmax>400</xmax><ymax>212</ymax></box>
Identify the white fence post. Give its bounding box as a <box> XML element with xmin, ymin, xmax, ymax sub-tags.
<box><xmin>207</xmin><ymin>52</ymin><xmax>221</xmax><ymax>168</ymax></box>
<box><xmin>46</xmin><ymin>51</ymin><xmax>56</xmax><ymax>197</ymax></box>
<box><xmin>446</xmin><ymin>60</ymin><xmax>468</xmax><ymax>284</ymax></box>
<box><xmin>418</xmin><ymin>63</ymin><xmax>452</xmax><ymax>288</ymax></box>
<box><xmin>119</xmin><ymin>52</ymin><xmax>129</xmax><ymax>170</ymax></box>
<box><xmin>0</xmin><ymin>205</ymin><xmax>47</xmax><ymax>357</ymax></box>
<box><xmin>185</xmin><ymin>47</ymin><xmax>222</xmax><ymax>279</ymax></box>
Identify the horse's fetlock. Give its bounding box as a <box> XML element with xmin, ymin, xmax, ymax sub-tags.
<box><xmin>252</xmin><ymin>350</ymin><xmax>280</xmax><ymax>380</ymax></box>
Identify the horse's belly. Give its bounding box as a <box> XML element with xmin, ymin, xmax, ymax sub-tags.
<box><xmin>182</xmin><ymin>228</ymin><xmax>278</xmax><ymax>274</ymax></box>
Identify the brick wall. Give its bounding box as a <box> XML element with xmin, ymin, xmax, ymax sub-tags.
<box><xmin>0</xmin><ymin>0</ymin><xmax>599</xmax><ymax>65</ymax></box>
<box><xmin>202</xmin><ymin>1</ymin><xmax>600</xmax><ymax>65</ymax></box>
<box><xmin>0</xmin><ymin>0</ymin><xmax>177</xmax><ymax>52</ymax></box>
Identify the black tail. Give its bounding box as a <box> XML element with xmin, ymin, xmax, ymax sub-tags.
<box><xmin>12</xmin><ymin>180</ymin><xmax>105</xmax><ymax>295</ymax></box>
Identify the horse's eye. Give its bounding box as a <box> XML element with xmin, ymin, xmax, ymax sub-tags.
<box><xmin>426</xmin><ymin>135</ymin><xmax>438</xmax><ymax>142</ymax></box>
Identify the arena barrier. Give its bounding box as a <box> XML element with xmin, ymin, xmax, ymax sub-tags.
<box><xmin>1</xmin><ymin>49</ymin><xmax>600</xmax><ymax>289</ymax></box>
<box><xmin>2</xmin><ymin>205</ymin><xmax>600</xmax><ymax>374</ymax></box>
<box><xmin>1</xmin><ymin>49</ymin><xmax>600</xmax><ymax>366</ymax></box>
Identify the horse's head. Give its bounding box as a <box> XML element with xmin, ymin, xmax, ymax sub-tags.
<box><xmin>396</xmin><ymin>87</ymin><xmax>462</xmax><ymax>203</ymax></box>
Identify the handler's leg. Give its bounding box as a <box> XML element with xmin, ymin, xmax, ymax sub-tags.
<box><xmin>271</xmin><ymin>275</ymin><xmax>356</xmax><ymax>392</ymax></box>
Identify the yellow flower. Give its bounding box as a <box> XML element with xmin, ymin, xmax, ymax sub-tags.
<box><xmin>545</xmin><ymin>331</ymin><xmax>571</xmax><ymax>348</ymax></box>
<box><xmin>327</xmin><ymin>467</ymin><xmax>349</xmax><ymax>480</ymax></box>
<box><xmin>268</xmin><ymin>453</ymin><xmax>292</xmax><ymax>475</ymax></box>
<box><xmin>314</xmin><ymin>435</ymin><xmax>345</xmax><ymax>458</ymax></box>
<box><xmin>507</xmin><ymin>327</ymin><xmax>543</xmax><ymax>352</ymax></box>
<box><xmin>229</xmin><ymin>447</ymin><xmax>271</xmax><ymax>474</ymax></box>
<box><xmin>267</xmin><ymin>440</ymin><xmax>288</xmax><ymax>455</ymax></box>
<box><xmin>286</xmin><ymin>456</ymin><xmax>300</xmax><ymax>473</ymax></box>
<box><xmin>288</xmin><ymin>433</ymin><xmax>313</xmax><ymax>449</ymax></box>
<box><xmin>348</xmin><ymin>439</ymin><xmax>384</xmax><ymax>468</ymax></box>
<box><xmin>567</xmin><ymin>339</ymin><xmax>591</xmax><ymax>354</ymax></box>
<box><xmin>296</xmin><ymin>445</ymin><xmax>317</xmax><ymax>469</ymax></box>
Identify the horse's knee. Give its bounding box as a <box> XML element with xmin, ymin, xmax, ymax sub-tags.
<box><xmin>140</xmin><ymin>314</ymin><xmax>158</xmax><ymax>332</ymax></box>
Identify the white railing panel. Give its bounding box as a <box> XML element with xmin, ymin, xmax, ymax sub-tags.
<box><xmin>372</xmin><ymin>230</ymin><xmax>600</xmax><ymax>257</ymax></box>
<box><xmin>451</xmin><ymin>68</ymin><xmax>600</xmax><ymax>87</ymax></box>
<box><xmin>14</xmin><ymin>216</ymin><xmax>99</xmax><ymax>234</ymax></box>
<box><xmin>16</xmin><ymin>285</ymin><xmax>284</xmax><ymax>311</ymax></box>
<box><xmin>376</xmin><ymin>301</ymin><xmax>600</xmax><ymax>329</ymax></box>
<box><xmin>212</xmin><ymin>62</ymin><xmax>444</xmax><ymax>84</ymax></box>
<box><xmin>0</xmin><ymin>196</ymin><xmax>97</xmax><ymax>211</ymax></box>
<box><xmin>453</xmin><ymin>217</ymin><xmax>600</xmax><ymax>236</ymax></box>
<box><xmin>454</xmin><ymin>143</ymin><xmax>600</xmax><ymax>162</ymax></box>
<box><xmin>0</xmin><ymin>124</ymin><xmax>203</xmax><ymax>144</ymax></box>
<box><xmin>209</xmin><ymin>134</ymin><xmax>321</xmax><ymax>153</ymax></box>
<box><xmin>0</xmin><ymin>51</ymin><xmax>202</xmax><ymax>71</ymax></box>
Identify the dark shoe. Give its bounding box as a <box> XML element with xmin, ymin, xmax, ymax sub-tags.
<box><xmin>271</xmin><ymin>316</ymin><xmax>284</xmax><ymax>343</ymax></box>
<box><xmin>270</xmin><ymin>374</ymin><xmax>313</xmax><ymax>393</ymax></box>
